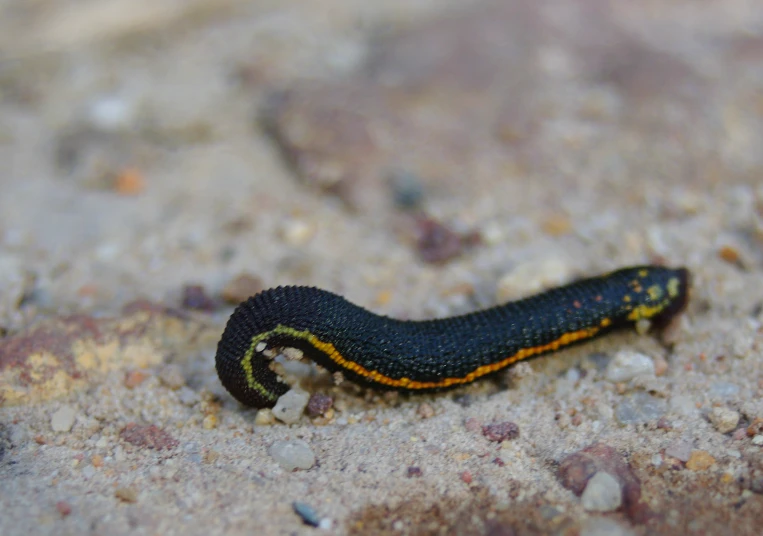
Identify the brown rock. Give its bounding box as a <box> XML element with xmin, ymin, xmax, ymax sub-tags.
<box><xmin>221</xmin><ymin>273</ymin><xmax>264</xmax><ymax>304</ymax></box>
<box><xmin>557</xmin><ymin>443</ymin><xmax>650</xmax><ymax>523</ymax></box>
<box><xmin>119</xmin><ymin>423</ymin><xmax>178</xmax><ymax>450</ymax></box>
<box><xmin>0</xmin><ymin>306</ymin><xmax>211</xmax><ymax>406</ymax></box>
<box><xmin>685</xmin><ymin>450</ymin><xmax>716</xmax><ymax>471</ymax></box>
<box><xmin>482</xmin><ymin>422</ymin><xmax>520</xmax><ymax>443</ymax></box>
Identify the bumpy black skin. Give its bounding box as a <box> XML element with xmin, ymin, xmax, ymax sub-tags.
<box><xmin>216</xmin><ymin>266</ymin><xmax>690</xmax><ymax>408</ymax></box>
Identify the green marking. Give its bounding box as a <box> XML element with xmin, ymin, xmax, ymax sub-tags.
<box><xmin>241</xmin><ymin>325</ymin><xmax>319</xmax><ymax>401</ymax></box>
<box><xmin>667</xmin><ymin>277</ymin><xmax>681</xmax><ymax>298</ymax></box>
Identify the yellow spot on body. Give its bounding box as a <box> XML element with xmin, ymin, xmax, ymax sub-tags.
<box><xmin>667</xmin><ymin>277</ymin><xmax>681</xmax><ymax>298</ymax></box>
<box><xmin>623</xmin><ymin>295</ymin><xmax>632</xmax><ymax>303</ymax></box>
<box><xmin>638</xmin><ymin>269</ymin><xmax>648</xmax><ymax>277</ymax></box>
<box><xmin>647</xmin><ymin>285</ymin><xmax>664</xmax><ymax>301</ymax></box>
<box><xmin>600</xmin><ymin>318</ymin><xmax>612</xmax><ymax>328</ymax></box>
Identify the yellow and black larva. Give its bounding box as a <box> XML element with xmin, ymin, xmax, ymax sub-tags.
<box><xmin>215</xmin><ymin>265</ymin><xmax>690</xmax><ymax>408</ymax></box>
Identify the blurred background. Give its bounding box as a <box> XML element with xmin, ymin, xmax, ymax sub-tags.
<box><xmin>2</xmin><ymin>0</ymin><xmax>762</xmax><ymax>328</ymax></box>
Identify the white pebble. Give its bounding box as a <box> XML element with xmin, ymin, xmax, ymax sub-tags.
<box><xmin>669</xmin><ymin>394</ymin><xmax>697</xmax><ymax>417</ymax></box>
<box><xmin>709</xmin><ymin>407</ymin><xmax>740</xmax><ymax>434</ymax></box>
<box><xmin>605</xmin><ymin>350</ymin><xmax>655</xmax><ymax>382</ymax></box>
<box><xmin>752</xmin><ymin>435</ymin><xmax>763</xmax><ymax>446</ymax></box>
<box><xmin>580</xmin><ymin>517</ymin><xmax>636</xmax><ymax>536</ymax></box>
<box><xmin>496</xmin><ymin>257</ymin><xmax>572</xmax><ymax>302</ymax></box>
<box><xmin>272</xmin><ymin>388</ymin><xmax>310</xmax><ymax>424</ymax></box>
<box><xmin>581</xmin><ymin>471</ymin><xmax>622</xmax><ymax>512</ymax></box>
<box><xmin>51</xmin><ymin>405</ymin><xmax>77</xmax><ymax>433</ymax></box>
<box><xmin>269</xmin><ymin>440</ymin><xmax>316</xmax><ymax>471</ymax></box>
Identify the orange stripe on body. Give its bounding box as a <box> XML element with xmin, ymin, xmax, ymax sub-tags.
<box><xmin>306</xmin><ymin>326</ymin><xmax>601</xmax><ymax>390</ymax></box>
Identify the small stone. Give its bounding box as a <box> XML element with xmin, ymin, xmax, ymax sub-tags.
<box><xmin>407</xmin><ymin>466</ymin><xmax>423</xmax><ymax>478</ymax></box>
<box><xmin>685</xmin><ymin>450</ymin><xmax>716</xmax><ymax>471</ymax></box>
<box><xmin>412</xmin><ymin>215</ymin><xmax>479</xmax><ymax>264</ymax></box>
<box><xmin>496</xmin><ymin>258</ymin><xmax>571</xmax><ymax>302</ymax></box>
<box><xmin>281</xmin><ymin>219</ymin><xmax>315</xmax><ymax>246</ymax></box>
<box><xmin>272</xmin><ymin>389</ymin><xmax>310</xmax><ymax>424</ymax></box>
<box><xmin>718</xmin><ymin>245</ymin><xmax>741</xmax><ymax>265</ymax></box>
<box><xmin>55</xmin><ymin>501</ymin><xmax>72</xmax><ymax>517</ymax></box>
<box><xmin>417</xmin><ymin>403</ymin><xmax>435</xmax><ymax>419</ymax></box>
<box><xmin>464</xmin><ymin>417</ymin><xmax>481</xmax><ymax>433</ymax></box>
<box><xmin>158</xmin><ymin>364</ymin><xmax>185</xmax><ymax>390</ymax></box>
<box><xmin>669</xmin><ymin>394</ymin><xmax>697</xmax><ymax>417</ymax></box>
<box><xmin>202</xmin><ymin>414</ymin><xmax>218</xmax><ymax>430</ymax></box>
<box><xmin>389</xmin><ymin>169</ymin><xmax>425</xmax><ymax>210</ymax></box>
<box><xmin>581</xmin><ymin>472</ymin><xmax>622</xmax><ymax>512</ymax></box>
<box><xmin>124</xmin><ymin>370</ymin><xmax>148</xmax><ymax>389</ymax></box>
<box><xmin>181</xmin><ymin>284</ymin><xmax>215</xmax><ymax>311</ymax></box>
<box><xmin>665</xmin><ymin>440</ymin><xmax>692</xmax><ymax>463</ymax></box>
<box><xmin>115</xmin><ymin>487</ymin><xmax>138</xmax><ymax>503</ymax></box>
<box><xmin>482</xmin><ymin>422</ymin><xmax>520</xmax><ymax>442</ymax></box>
<box><xmin>306</xmin><ymin>394</ymin><xmax>333</xmax><ymax>417</ymax></box>
<box><xmin>615</xmin><ymin>392</ymin><xmax>666</xmax><ymax>424</ymax></box>
<box><xmin>293</xmin><ymin>501</ymin><xmax>322</xmax><ymax>527</ymax></box>
<box><xmin>580</xmin><ymin>517</ymin><xmax>636</xmax><ymax>536</ymax></box>
<box><xmin>752</xmin><ymin>435</ymin><xmax>763</xmax><ymax>446</ymax></box>
<box><xmin>113</xmin><ymin>168</ymin><xmax>145</xmax><ymax>195</ymax></box>
<box><xmin>254</xmin><ymin>409</ymin><xmax>276</xmax><ymax>426</ymax></box>
<box><xmin>269</xmin><ymin>440</ymin><xmax>315</xmax><ymax>471</ymax></box>
<box><xmin>51</xmin><ymin>405</ymin><xmax>77</xmax><ymax>433</ymax></box>
<box><xmin>708</xmin><ymin>381</ymin><xmax>739</xmax><ymax>399</ymax></box>
<box><xmin>709</xmin><ymin>407</ymin><xmax>740</xmax><ymax>434</ymax></box>
<box><xmin>460</xmin><ymin>471</ymin><xmax>473</xmax><ymax>484</ymax></box>
<box><xmin>177</xmin><ymin>387</ymin><xmax>200</xmax><ymax>406</ymax></box>
<box><xmin>221</xmin><ymin>273</ymin><xmax>264</xmax><ymax>304</ymax></box>
<box><xmin>605</xmin><ymin>350</ymin><xmax>655</xmax><ymax>382</ymax></box>
<box><xmin>119</xmin><ymin>423</ymin><xmax>178</xmax><ymax>450</ymax></box>
<box><xmin>91</xmin><ymin>455</ymin><xmax>104</xmax><ymax>468</ymax></box>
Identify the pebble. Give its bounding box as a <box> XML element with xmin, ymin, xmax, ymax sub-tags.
<box><xmin>708</xmin><ymin>381</ymin><xmax>740</xmax><ymax>399</ymax></box>
<box><xmin>281</xmin><ymin>219</ymin><xmax>315</xmax><ymax>246</ymax></box>
<box><xmin>181</xmin><ymin>284</ymin><xmax>216</xmax><ymax>311</ymax></box>
<box><xmin>272</xmin><ymin>388</ymin><xmax>310</xmax><ymax>424</ymax></box>
<box><xmin>496</xmin><ymin>257</ymin><xmax>572</xmax><ymax>302</ymax></box>
<box><xmin>292</xmin><ymin>501</ymin><xmax>321</xmax><ymax>527</ymax></box>
<box><xmin>389</xmin><ymin>169</ymin><xmax>425</xmax><ymax>209</ymax></box>
<box><xmin>615</xmin><ymin>392</ymin><xmax>666</xmax><ymax>424</ymax></box>
<box><xmin>417</xmin><ymin>402</ymin><xmax>435</xmax><ymax>419</ymax></box>
<box><xmin>255</xmin><ymin>409</ymin><xmax>276</xmax><ymax>426</ymax></box>
<box><xmin>482</xmin><ymin>422</ymin><xmax>520</xmax><ymax>442</ymax></box>
<box><xmin>115</xmin><ymin>487</ymin><xmax>138</xmax><ymax>503</ymax></box>
<box><xmin>268</xmin><ymin>440</ymin><xmax>315</xmax><ymax>471</ymax></box>
<box><xmin>580</xmin><ymin>472</ymin><xmax>622</xmax><ymax>512</ymax></box>
<box><xmin>124</xmin><ymin>370</ymin><xmax>148</xmax><ymax>389</ymax></box>
<box><xmin>605</xmin><ymin>350</ymin><xmax>655</xmax><ymax>382</ymax></box>
<box><xmin>709</xmin><ymin>407</ymin><xmax>740</xmax><ymax>434</ymax></box>
<box><xmin>752</xmin><ymin>435</ymin><xmax>763</xmax><ymax>446</ymax></box>
<box><xmin>665</xmin><ymin>440</ymin><xmax>693</xmax><ymax>462</ymax></box>
<box><xmin>580</xmin><ymin>517</ymin><xmax>636</xmax><ymax>536</ymax></box>
<box><xmin>307</xmin><ymin>394</ymin><xmax>333</xmax><ymax>417</ymax></box>
<box><xmin>202</xmin><ymin>414</ymin><xmax>218</xmax><ymax>430</ymax></box>
<box><xmin>51</xmin><ymin>405</ymin><xmax>77</xmax><ymax>433</ymax></box>
<box><xmin>178</xmin><ymin>387</ymin><xmax>200</xmax><ymax>406</ymax></box>
<box><xmin>221</xmin><ymin>273</ymin><xmax>264</xmax><ymax>304</ymax></box>
<box><xmin>159</xmin><ymin>364</ymin><xmax>186</xmax><ymax>390</ymax></box>
<box><xmin>55</xmin><ymin>501</ymin><xmax>72</xmax><ymax>517</ymax></box>
<box><xmin>669</xmin><ymin>394</ymin><xmax>697</xmax><ymax>417</ymax></box>
<box><xmin>685</xmin><ymin>450</ymin><xmax>716</xmax><ymax>471</ymax></box>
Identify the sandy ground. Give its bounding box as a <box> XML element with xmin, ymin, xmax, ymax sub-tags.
<box><xmin>1</xmin><ymin>1</ymin><xmax>763</xmax><ymax>534</ymax></box>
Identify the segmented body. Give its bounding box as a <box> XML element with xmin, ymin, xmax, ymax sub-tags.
<box><xmin>215</xmin><ymin>266</ymin><xmax>690</xmax><ymax>408</ymax></box>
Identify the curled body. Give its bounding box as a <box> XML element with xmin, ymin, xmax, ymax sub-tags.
<box><xmin>215</xmin><ymin>265</ymin><xmax>690</xmax><ymax>408</ymax></box>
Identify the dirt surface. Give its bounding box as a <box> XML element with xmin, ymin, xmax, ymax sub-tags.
<box><xmin>1</xmin><ymin>1</ymin><xmax>763</xmax><ymax>534</ymax></box>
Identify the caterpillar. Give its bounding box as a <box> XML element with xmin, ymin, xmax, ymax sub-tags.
<box><xmin>215</xmin><ymin>265</ymin><xmax>689</xmax><ymax>408</ymax></box>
